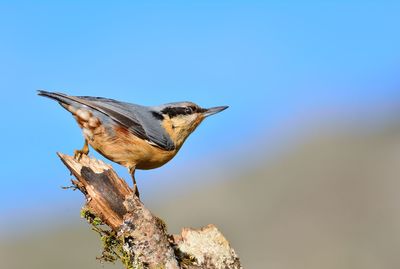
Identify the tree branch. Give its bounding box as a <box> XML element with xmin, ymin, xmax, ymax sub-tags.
<box><xmin>57</xmin><ymin>153</ymin><xmax>243</xmax><ymax>269</ymax></box>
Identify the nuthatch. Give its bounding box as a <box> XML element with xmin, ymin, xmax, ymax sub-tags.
<box><xmin>38</xmin><ymin>90</ymin><xmax>228</xmax><ymax>195</ymax></box>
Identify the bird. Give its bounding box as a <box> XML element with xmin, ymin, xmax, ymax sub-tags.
<box><xmin>38</xmin><ymin>90</ymin><xmax>228</xmax><ymax>195</ymax></box>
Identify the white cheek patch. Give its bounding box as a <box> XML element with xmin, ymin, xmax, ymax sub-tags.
<box><xmin>189</xmin><ymin>114</ymin><xmax>197</xmax><ymax>122</ymax></box>
<box><xmin>172</xmin><ymin>114</ymin><xmax>197</xmax><ymax>127</ymax></box>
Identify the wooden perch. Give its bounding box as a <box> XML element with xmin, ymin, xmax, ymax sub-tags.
<box><xmin>57</xmin><ymin>153</ymin><xmax>243</xmax><ymax>269</ymax></box>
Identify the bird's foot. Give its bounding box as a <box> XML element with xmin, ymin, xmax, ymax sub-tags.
<box><xmin>74</xmin><ymin>140</ymin><xmax>89</xmax><ymax>161</ymax></box>
<box><xmin>73</xmin><ymin>149</ymin><xmax>89</xmax><ymax>161</ymax></box>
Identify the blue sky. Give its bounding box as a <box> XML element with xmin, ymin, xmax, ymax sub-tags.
<box><xmin>1</xmin><ymin>1</ymin><xmax>400</xmax><ymax>225</ymax></box>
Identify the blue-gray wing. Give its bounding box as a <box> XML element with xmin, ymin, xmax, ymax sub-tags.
<box><xmin>77</xmin><ymin>96</ymin><xmax>176</xmax><ymax>151</ymax></box>
<box><xmin>38</xmin><ymin>91</ymin><xmax>175</xmax><ymax>151</ymax></box>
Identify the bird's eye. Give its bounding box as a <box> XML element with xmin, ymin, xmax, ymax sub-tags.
<box><xmin>185</xmin><ymin>107</ymin><xmax>193</xmax><ymax>114</ymax></box>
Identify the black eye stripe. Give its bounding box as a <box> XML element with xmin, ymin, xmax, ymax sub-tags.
<box><xmin>161</xmin><ymin>106</ymin><xmax>198</xmax><ymax>118</ymax></box>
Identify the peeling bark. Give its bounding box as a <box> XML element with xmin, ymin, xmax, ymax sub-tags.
<box><xmin>57</xmin><ymin>153</ymin><xmax>243</xmax><ymax>269</ymax></box>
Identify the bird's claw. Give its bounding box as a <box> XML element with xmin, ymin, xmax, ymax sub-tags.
<box><xmin>74</xmin><ymin>140</ymin><xmax>89</xmax><ymax>161</ymax></box>
<box><xmin>74</xmin><ymin>149</ymin><xmax>88</xmax><ymax>161</ymax></box>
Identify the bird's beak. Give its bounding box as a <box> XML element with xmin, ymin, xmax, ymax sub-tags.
<box><xmin>202</xmin><ymin>106</ymin><xmax>229</xmax><ymax>117</ymax></box>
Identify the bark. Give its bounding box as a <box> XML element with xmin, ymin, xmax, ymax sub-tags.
<box><xmin>57</xmin><ymin>153</ymin><xmax>243</xmax><ymax>269</ymax></box>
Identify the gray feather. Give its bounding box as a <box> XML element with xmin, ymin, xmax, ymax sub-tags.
<box><xmin>38</xmin><ymin>90</ymin><xmax>175</xmax><ymax>151</ymax></box>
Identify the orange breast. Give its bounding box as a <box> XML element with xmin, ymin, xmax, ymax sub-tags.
<box><xmin>89</xmin><ymin>126</ymin><xmax>177</xmax><ymax>170</ymax></box>
<box><xmin>68</xmin><ymin>105</ymin><xmax>177</xmax><ymax>170</ymax></box>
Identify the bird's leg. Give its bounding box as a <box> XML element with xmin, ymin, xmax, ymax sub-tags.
<box><xmin>74</xmin><ymin>139</ymin><xmax>89</xmax><ymax>161</ymax></box>
<box><xmin>129</xmin><ymin>166</ymin><xmax>140</xmax><ymax>198</ymax></box>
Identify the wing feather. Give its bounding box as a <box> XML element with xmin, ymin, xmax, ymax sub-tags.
<box><xmin>38</xmin><ymin>91</ymin><xmax>175</xmax><ymax>151</ymax></box>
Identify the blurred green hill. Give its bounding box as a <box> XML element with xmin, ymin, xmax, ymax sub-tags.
<box><xmin>2</xmin><ymin>119</ymin><xmax>400</xmax><ymax>269</ymax></box>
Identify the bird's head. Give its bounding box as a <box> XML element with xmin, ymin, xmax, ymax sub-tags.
<box><xmin>155</xmin><ymin>102</ymin><xmax>228</xmax><ymax>149</ymax></box>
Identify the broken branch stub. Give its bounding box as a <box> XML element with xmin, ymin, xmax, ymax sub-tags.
<box><xmin>57</xmin><ymin>153</ymin><xmax>243</xmax><ymax>269</ymax></box>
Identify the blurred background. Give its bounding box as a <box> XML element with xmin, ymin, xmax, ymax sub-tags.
<box><xmin>1</xmin><ymin>1</ymin><xmax>400</xmax><ymax>269</ymax></box>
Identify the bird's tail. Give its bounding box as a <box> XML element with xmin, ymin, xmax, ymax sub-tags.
<box><xmin>37</xmin><ymin>90</ymin><xmax>84</xmax><ymax>113</ymax></box>
<box><xmin>37</xmin><ymin>90</ymin><xmax>72</xmax><ymax>104</ymax></box>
